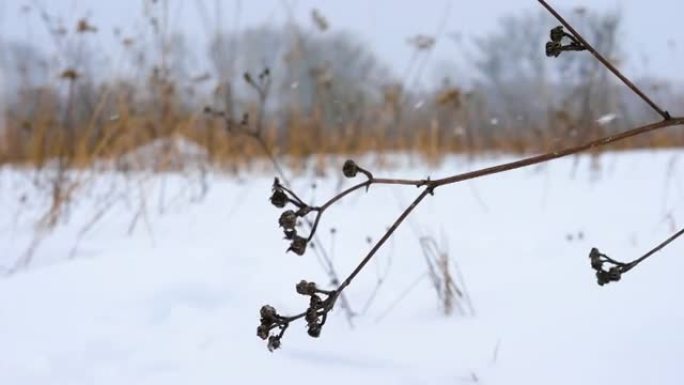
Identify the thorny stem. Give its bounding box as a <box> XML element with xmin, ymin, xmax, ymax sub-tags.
<box><xmin>538</xmin><ymin>0</ymin><xmax>671</xmax><ymax>120</ymax></box>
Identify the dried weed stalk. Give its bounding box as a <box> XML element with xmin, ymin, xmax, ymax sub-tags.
<box><xmin>256</xmin><ymin>0</ymin><xmax>684</xmax><ymax>351</ymax></box>
<box><xmin>206</xmin><ymin>69</ymin><xmax>357</xmax><ymax>326</ymax></box>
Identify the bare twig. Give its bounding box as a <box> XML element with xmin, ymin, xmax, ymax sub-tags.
<box><xmin>256</xmin><ymin>2</ymin><xmax>684</xmax><ymax>351</ymax></box>
<box><xmin>589</xmin><ymin>226</ymin><xmax>684</xmax><ymax>285</ymax></box>
<box><xmin>539</xmin><ymin>0</ymin><xmax>671</xmax><ymax>120</ymax></box>
<box><xmin>206</xmin><ymin>69</ymin><xmax>357</xmax><ymax>327</ymax></box>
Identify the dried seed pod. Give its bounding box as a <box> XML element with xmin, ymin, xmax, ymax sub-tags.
<box><xmin>260</xmin><ymin>305</ymin><xmax>278</xmax><ymax>323</ymax></box>
<box><xmin>267</xmin><ymin>336</ymin><xmax>282</xmax><ymax>352</ymax></box>
<box><xmin>270</xmin><ymin>189</ymin><xmax>288</xmax><ymax>208</ymax></box>
<box><xmin>589</xmin><ymin>248</ymin><xmax>603</xmax><ymax>270</ymax></box>
<box><xmin>307</xmin><ymin>323</ymin><xmax>322</xmax><ymax>338</ymax></box>
<box><xmin>546</xmin><ymin>41</ymin><xmax>562</xmax><ymax>57</ymax></box>
<box><xmin>296</xmin><ymin>280</ymin><xmax>317</xmax><ymax>295</ymax></box>
<box><xmin>342</xmin><ymin>160</ymin><xmax>359</xmax><ymax>178</ymax></box>
<box><xmin>279</xmin><ymin>210</ymin><xmax>298</xmax><ymax>230</ymax></box>
<box><xmin>607</xmin><ymin>266</ymin><xmax>622</xmax><ymax>282</ymax></box>
<box><xmin>257</xmin><ymin>324</ymin><xmax>270</xmax><ymax>340</ymax></box>
<box><xmin>288</xmin><ymin>235</ymin><xmax>308</xmax><ymax>256</ymax></box>
<box><xmin>550</xmin><ymin>26</ymin><xmax>564</xmax><ymax>43</ymax></box>
<box><xmin>305</xmin><ymin>308</ymin><xmax>319</xmax><ymax>324</ymax></box>
<box><xmin>309</xmin><ymin>294</ymin><xmax>323</xmax><ymax>308</ymax></box>
<box><xmin>596</xmin><ymin>270</ymin><xmax>610</xmax><ymax>286</ymax></box>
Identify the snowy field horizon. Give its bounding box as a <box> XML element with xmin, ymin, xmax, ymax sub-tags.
<box><xmin>1</xmin><ymin>150</ymin><xmax>683</xmax><ymax>384</ymax></box>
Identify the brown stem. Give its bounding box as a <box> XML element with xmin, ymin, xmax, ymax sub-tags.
<box><xmin>623</xmin><ymin>226</ymin><xmax>684</xmax><ymax>273</ymax></box>
<box><xmin>337</xmin><ymin>188</ymin><xmax>431</xmax><ymax>292</ymax></box>
<box><xmin>432</xmin><ymin>117</ymin><xmax>684</xmax><ymax>187</ymax></box>
<box><xmin>538</xmin><ymin>0</ymin><xmax>671</xmax><ymax>120</ymax></box>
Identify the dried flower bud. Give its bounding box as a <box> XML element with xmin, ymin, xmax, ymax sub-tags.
<box><xmin>260</xmin><ymin>305</ymin><xmax>278</xmax><ymax>323</ymax></box>
<box><xmin>342</xmin><ymin>160</ymin><xmax>359</xmax><ymax>178</ymax></box>
<box><xmin>309</xmin><ymin>294</ymin><xmax>322</xmax><ymax>308</ymax></box>
<box><xmin>305</xmin><ymin>308</ymin><xmax>319</xmax><ymax>324</ymax></box>
<box><xmin>596</xmin><ymin>270</ymin><xmax>610</xmax><ymax>286</ymax></box>
<box><xmin>279</xmin><ymin>210</ymin><xmax>298</xmax><ymax>230</ymax></box>
<box><xmin>296</xmin><ymin>280</ymin><xmax>317</xmax><ymax>295</ymax></box>
<box><xmin>607</xmin><ymin>266</ymin><xmax>622</xmax><ymax>282</ymax></box>
<box><xmin>257</xmin><ymin>324</ymin><xmax>270</xmax><ymax>340</ymax></box>
<box><xmin>546</xmin><ymin>41</ymin><xmax>562</xmax><ymax>58</ymax></box>
<box><xmin>589</xmin><ymin>248</ymin><xmax>603</xmax><ymax>270</ymax></box>
<box><xmin>308</xmin><ymin>323</ymin><xmax>322</xmax><ymax>338</ymax></box>
<box><xmin>288</xmin><ymin>235</ymin><xmax>308</xmax><ymax>256</ymax></box>
<box><xmin>550</xmin><ymin>26</ymin><xmax>564</xmax><ymax>43</ymax></box>
<box><xmin>267</xmin><ymin>336</ymin><xmax>282</xmax><ymax>352</ymax></box>
<box><xmin>270</xmin><ymin>189</ymin><xmax>288</xmax><ymax>208</ymax></box>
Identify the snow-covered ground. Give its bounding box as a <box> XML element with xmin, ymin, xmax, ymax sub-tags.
<box><xmin>1</xmin><ymin>151</ymin><xmax>684</xmax><ymax>385</ymax></box>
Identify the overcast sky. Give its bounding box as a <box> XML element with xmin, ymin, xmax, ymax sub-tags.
<box><xmin>0</xmin><ymin>0</ymin><xmax>682</xmax><ymax>84</ymax></box>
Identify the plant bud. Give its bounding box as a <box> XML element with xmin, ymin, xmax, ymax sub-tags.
<box><xmin>288</xmin><ymin>235</ymin><xmax>308</xmax><ymax>256</ymax></box>
<box><xmin>342</xmin><ymin>160</ymin><xmax>359</xmax><ymax>178</ymax></box>
<box><xmin>279</xmin><ymin>210</ymin><xmax>297</xmax><ymax>230</ymax></box>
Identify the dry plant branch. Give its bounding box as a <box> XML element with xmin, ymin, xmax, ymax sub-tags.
<box><xmin>589</xmin><ymin>227</ymin><xmax>684</xmax><ymax>285</ymax></box>
<box><xmin>256</xmin><ymin>1</ymin><xmax>684</xmax><ymax>351</ymax></box>
<box><xmin>206</xmin><ymin>69</ymin><xmax>357</xmax><ymax>326</ymax></box>
<box><xmin>539</xmin><ymin>0</ymin><xmax>671</xmax><ymax>120</ymax></box>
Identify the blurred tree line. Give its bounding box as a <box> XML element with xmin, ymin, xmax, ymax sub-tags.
<box><xmin>0</xmin><ymin>5</ymin><xmax>682</xmax><ymax>166</ymax></box>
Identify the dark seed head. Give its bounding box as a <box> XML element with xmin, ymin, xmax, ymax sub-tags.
<box><xmin>296</xmin><ymin>280</ymin><xmax>317</xmax><ymax>295</ymax></box>
<box><xmin>309</xmin><ymin>294</ymin><xmax>323</xmax><ymax>308</ymax></box>
<box><xmin>257</xmin><ymin>324</ymin><xmax>270</xmax><ymax>340</ymax></box>
<box><xmin>342</xmin><ymin>160</ymin><xmax>359</xmax><ymax>178</ymax></box>
<box><xmin>550</xmin><ymin>26</ymin><xmax>564</xmax><ymax>43</ymax></box>
<box><xmin>260</xmin><ymin>305</ymin><xmax>278</xmax><ymax>323</ymax></box>
<box><xmin>307</xmin><ymin>323</ymin><xmax>322</xmax><ymax>338</ymax></box>
<box><xmin>305</xmin><ymin>308</ymin><xmax>319</xmax><ymax>324</ymax></box>
<box><xmin>279</xmin><ymin>210</ymin><xmax>298</xmax><ymax>230</ymax></box>
<box><xmin>288</xmin><ymin>235</ymin><xmax>308</xmax><ymax>256</ymax></box>
<box><xmin>270</xmin><ymin>189</ymin><xmax>288</xmax><ymax>208</ymax></box>
<box><xmin>607</xmin><ymin>266</ymin><xmax>622</xmax><ymax>282</ymax></box>
<box><xmin>596</xmin><ymin>270</ymin><xmax>610</xmax><ymax>286</ymax></box>
<box><xmin>546</xmin><ymin>41</ymin><xmax>562</xmax><ymax>58</ymax></box>
<box><xmin>589</xmin><ymin>248</ymin><xmax>603</xmax><ymax>270</ymax></box>
<box><xmin>267</xmin><ymin>336</ymin><xmax>282</xmax><ymax>352</ymax></box>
